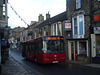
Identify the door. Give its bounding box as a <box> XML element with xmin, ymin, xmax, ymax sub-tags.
<box><xmin>68</xmin><ymin>41</ymin><xmax>75</xmax><ymax>61</ymax></box>
<box><xmin>71</xmin><ymin>42</ymin><xmax>75</xmax><ymax>60</ymax></box>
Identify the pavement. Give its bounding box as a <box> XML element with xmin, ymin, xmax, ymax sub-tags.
<box><xmin>66</xmin><ymin>60</ymin><xmax>100</xmax><ymax>71</ymax></box>
<box><xmin>1</xmin><ymin>55</ymin><xmax>35</xmax><ymax>75</ymax></box>
<box><xmin>1</xmin><ymin>54</ymin><xmax>100</xmax><ymax>75</ymax></box>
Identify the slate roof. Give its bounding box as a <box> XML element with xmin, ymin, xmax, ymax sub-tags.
<box><xmin>36</xmin><ymin>11</ymin><xmax>67</xmax><ymax>28</ymax></box>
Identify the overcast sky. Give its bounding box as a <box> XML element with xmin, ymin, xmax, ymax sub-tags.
<box><xmin>8</xmin><ymin>0</ymin><xmax>66</xmax><ymax>28</ymax></box>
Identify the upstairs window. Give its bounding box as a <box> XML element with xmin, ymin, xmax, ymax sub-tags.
<box><xmin>51</xmin><ymin>22</ymin><xmax>62</xmax><ymax>36</ymax></box>
<box><xmin>79</xmin><ymin>16</ymin><xmax>83</xmax><ymax>35</ymax></box>
<box><xmin>74</xmin><ymin>17</ymin><xmax>77</xmax><ymax>35</ymax></box>
<box><xmin>76</xmin><ymin>0</ymin><xmax>81</xmax><ymax>9</ymax></box>
<box><xmin>57</xmin><ymin>23</ymin><xmax>62</xmax><ymax>35</ymax></box>
<box><xmin>72</xmin><ymin>15</ymin><xmax>84</xmax><ymax>37</ymax></box>
<box><xmin>44</xmin><ymin>31</ymin><xmax>46</xmax><ymax>36</ymax></box>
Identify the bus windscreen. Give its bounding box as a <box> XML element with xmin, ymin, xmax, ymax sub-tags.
<box><xmin>42</xmin><ymin>40</ymin><xmax>64</xmax><ymax>53</ymax></box>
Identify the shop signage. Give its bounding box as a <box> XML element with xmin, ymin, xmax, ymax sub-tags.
<box><xmin>73</xmin><ymin>35</ymin><xmax>84</xmax><ymax>38</ymax></box>
<box><xmin>94</xmin><ymin>27</ymin><xmax>100</xmax><ymax>34</ymax></box>
<box><xmin>1</xmin><ymin>40</ymin><xmax>7</xmax><ymax>46</ymax></box>
<box><xmin>64</xmin><ymin>20</ymin><xmax>71</xmax><ymax>31</ymax></box>
<box><xmin>94</xmin><ymin>16</ymin><xmax>100</xmax><ymax>21</ymax></box>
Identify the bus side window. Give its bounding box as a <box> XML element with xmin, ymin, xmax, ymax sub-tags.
<box><xmin>28</xmin><ymin>44</ymin><xmax>30</xmax><ymax>51</ymax></box>
<box><xmin>31</xmin><ymin>43</ymin><xmax>34</xmax><ymax>52</ymax></box>
<box><xmin>34</xmin><ymin>42</ymin><xmax>37</xmax><ymax>53</ymax></box>
<box><xmin>22</xmin><ymin>44</ymin><xmax>24</xmax><ymax>51</ymax></box>
<box><xmin>26</xmin><ymin>44</ymin><xmax>28</xmax><ymax>52</ymax></box>
<box><xmin>38</xmin><ymin>41</ymin><xmax>41</xmax><ymax>53</ymax></box>
<box><xmin>28</xmin><ymin>44</ymin><xmax>30</xmax><ymax>52</ymax></box>
<box><xmin>32</xmin><ymin>43</ymin><xmax>35</xmax><ymax>53</ymax></box>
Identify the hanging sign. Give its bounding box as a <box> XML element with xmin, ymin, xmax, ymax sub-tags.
<box><xmin>64</xmin><ymin>20</ymin><xmax>71</xmax><ymax>31</ymax></box>
<box><xmin>94</xmin><ymin>16</ymin><xmax>100</xmax><ymax>21</ymax></box>
<box><xmin>94</xmin><ymin>27</ymin><xmax>100</xmax><ymax>34</ymax></box>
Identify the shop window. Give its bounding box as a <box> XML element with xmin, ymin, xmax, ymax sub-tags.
<box><xmin>96</xmin><ymin>35</ymin><xmax>100</xmax><ymax>57</ymax></box>
<box><xmin>79</xmin><ymin>42</ymin><xmax>87</xmax><ymax>55</ymax></box>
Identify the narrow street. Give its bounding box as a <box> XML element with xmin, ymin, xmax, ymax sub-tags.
<box><xmin>9</xmin><ymin>49</ymin><xmax>100</xmax><ymax>75</ymax></box>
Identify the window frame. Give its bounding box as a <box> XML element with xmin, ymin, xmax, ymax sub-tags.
<box><xmin>51</xmin><ymin>22</ymin><xmax>62</xmax><ymax>36</ymax></box>
<box><xmin>76</xmin><ymin>0</ymin><xmax>81</xmax><ymax>9</ymax></box>
<box><xmin>77</xmin><ymin>41</ymin><xmax>88</xmax><ymax>56</ymax></box>
<box><xmin>72</xmin><ymin>14</ymin><xmax>85</xmax><ymax>37</ymax></box>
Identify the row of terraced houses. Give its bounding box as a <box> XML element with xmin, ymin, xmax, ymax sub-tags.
<box><xmin>9</xmin><ymin>0</ymin><xmax>100</xmax><ymax>64</ymax></box>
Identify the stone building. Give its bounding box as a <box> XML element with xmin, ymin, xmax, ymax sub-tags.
<box><xmin>35</xmin><ymin>11</ymin><xmax>67</xmax><ymax>38</ymax></box>
<box><xmin>91</xmin><ymin>0</ymin><xmax>100</xmax><ymax>64</ymax></box>
<box><xmin>9</xmin><ymin>27</ymin><xmax>25</xmax><ymax>49</ymax></box>
<box><xmin>20</xmin><ymin>14</ymin><xmax>44</xmax><ymax>43</ymax></box>
<box><xmin>66</xmin><ymin>0</ymin><xmax>91</xmax><ymax>63</ymax></box>
<box><xmin>0</xmin><ymin>0</ymin><xmax>8</xmax><ymax>73</ymax></box>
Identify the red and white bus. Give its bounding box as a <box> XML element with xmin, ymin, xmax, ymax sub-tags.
<box><xmin>22</xmin><ymin>36</ymin><xmax>66</xmax><ymax>64</ymax></box>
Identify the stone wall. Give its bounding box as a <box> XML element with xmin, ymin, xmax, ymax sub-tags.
<box><xmin>92</xmin><ymin>0</ymin><xmax>100</xmax><ymax>26</ymax></box>
<box><xmin>78</xmin><ymin>55</ymin><xmax>90</xmax><ymax>63</ymax></box>
<box><xmin>65</xmin><ymin>0</ymin><xmax>91</xmax><ymax>62</ymax></box>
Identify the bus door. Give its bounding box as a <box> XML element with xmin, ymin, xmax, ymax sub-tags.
<box><xmin>22</xmin><ymin>43</ymin><xmax>27</xmax><ymax>58</ymax></box>
<box><xmin>36</xmin><ymin>40</ymin><xmax>42</xmax><ymax>63</ymax></box>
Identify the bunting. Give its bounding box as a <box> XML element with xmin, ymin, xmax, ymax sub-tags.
<box><xmin>8</xmin><ymin>2</ymin><xmax>29</xmax><ymax>26</ymax></box>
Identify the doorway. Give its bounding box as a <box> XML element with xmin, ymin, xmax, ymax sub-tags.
<box><xmin>68</xmin><ymin>41</ymin><xmax>75</xmax><ymax>61</ymax></box>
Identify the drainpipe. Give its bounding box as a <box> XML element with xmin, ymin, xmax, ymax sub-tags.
<box><xmin>89</xmin><ymin>0</ymin><xmax>92</xmax><ymax>63</ymax></box>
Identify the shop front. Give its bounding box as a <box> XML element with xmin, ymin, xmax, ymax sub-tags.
<box><xmin>67</xmin><ymin>38</ymin><xmax>89</xmax><ymax>63</ymax></box>
<box><xmin>91</xmin><ymin>27</ymin><xmax>100</xmax><ymax>64</ymax></box>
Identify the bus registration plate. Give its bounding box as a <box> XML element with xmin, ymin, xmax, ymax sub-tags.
<box><xmin>53</xmin><ymin>61</ymin><xmax>58</xmax><ymax>63</ymax></box>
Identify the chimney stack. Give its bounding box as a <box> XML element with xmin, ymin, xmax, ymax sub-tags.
<box><xmin>38</xmin><ymin>14</ymin><xmax>44</xmax><ymax>22</ymax></box>
<box><xmin>46</xmin><ymin>12</ymin><xmax>50</xmax><ymax>20</ymax></box>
